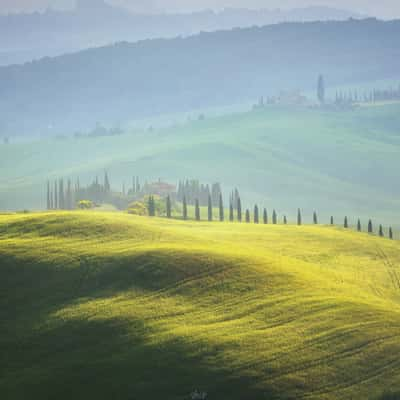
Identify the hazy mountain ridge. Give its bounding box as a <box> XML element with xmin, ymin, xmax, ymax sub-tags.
<box><xmin>0</xmin><ymin>1</ymin><xmax>366</xmax><ymax>66</ymax></box>
<box><xmin>0</xmin><ymin>18</ymin><xmax>399</xmax><ymax>136</ymax></box>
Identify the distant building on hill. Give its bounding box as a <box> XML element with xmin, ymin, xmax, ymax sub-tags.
<box><xmin>142</xmin><ymin>180</ymin><xmax>176</xmax><ymax>197</ymax></box>
<box><xmin>275</xmin><ymin>90</ymin><xmax>308</xmax><ymax>105</ymax></box>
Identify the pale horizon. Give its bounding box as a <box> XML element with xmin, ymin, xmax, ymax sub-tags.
<box><xmin>1</xmin><ymin>0</ymin><xmax>400</xmax><ymax>19</ymax></box>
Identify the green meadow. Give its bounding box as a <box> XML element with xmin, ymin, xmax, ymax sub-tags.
<box><xmin>1</xmin><ymin>211</ymin><xmax>400</xmax><ymax>399</ymax></box>
<box><xmin>1</xmin><ymin>103</ymin><xmax>400</xmax><ymax>228</ymax></box>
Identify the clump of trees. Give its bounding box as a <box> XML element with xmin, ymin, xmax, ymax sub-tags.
<box><xmin>46</xmin><ymin>174</ymin><xmax>395</xmax><ymax>241</ymax></box>
<box><xmin>335</xmin><ymin>84</ymin><xmax>400</xmax><ymax>105</ymax></box>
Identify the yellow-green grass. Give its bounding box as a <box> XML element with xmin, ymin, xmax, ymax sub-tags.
<box><xmin>1</xmin><ymin>211</ymin><xmax>400</xmax><ymax>400</ymax></box>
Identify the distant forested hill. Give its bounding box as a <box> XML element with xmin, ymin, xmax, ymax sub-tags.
<box><xmin>1</xmin><ymin>18</ymin><xmax>400</xmax><ymax>135</ymax></box>
<box><xmin>0</xmin><ymin>2</ymin><xmax>364</xmax><ymax>66</ymax></box>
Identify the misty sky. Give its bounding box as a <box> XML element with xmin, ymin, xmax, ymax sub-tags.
<box><xmin>1</xmin><ymin>0</ymin><xmax>400</xmax><ymax>18</ymax></box>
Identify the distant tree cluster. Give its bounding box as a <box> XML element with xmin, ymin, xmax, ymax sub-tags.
<box><xmin>46</xmin><ymin>179</ymin><xmax>75</xmax><ymax>210</ymax></box>
<box><xmin>45</xmin><ymin>174</ymin><xmax>395</xmax><ymax>241</ymax></box>
<box><xmin>166</xmin><ymin>195</ymin><xmax>396</xmax><ymax>241</ymax></box>
<box><xmin>74</xmin><ymin>123</ymin><xmax>124</xmax><ymax>139</ymax></box>
<box><xmin>177</xmin><ymin>180</ymin><xmax>227</xmax><ymax>208</ymax></box>
<box><xmin>335</xmin><ymin>84</ymin><xmax>400</xmax><ymax>105</ymax></box>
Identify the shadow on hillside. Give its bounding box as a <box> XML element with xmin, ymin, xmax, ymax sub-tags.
<box><xmin>1</xmin><ymin>315</ymin><xmax>281</xmax><ymax>400</ymax></box>
<box><xmin>380</xmin><ymin>392</ymin><xmax>400</xmax><ymax>400</ymax></box>
<box><xmin>0</xmin><ymin>253</ymin><xmax>285</xmax><ymax>400</ymax></box>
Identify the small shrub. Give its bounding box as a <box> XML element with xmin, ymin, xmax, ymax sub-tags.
<box><xmin>77</xmin><ymin>200</ymin><xmax>95</xmax><ymax>210</ymax></box>
<box><xmin>127</xmin><ymin>201</ymin><xmax>147</xmax><ymax>216</ymax></box>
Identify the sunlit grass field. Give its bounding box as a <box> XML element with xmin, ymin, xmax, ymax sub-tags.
<box><xmin>1</xmin><ymin>211</ymin><xmax>400</xmax><ymax>399</ymax></box>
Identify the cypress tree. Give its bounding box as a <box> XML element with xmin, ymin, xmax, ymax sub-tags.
<box><xmin>379</xmin><ymin>225</ymin><xmax>384</xmax><ymax>237</ymax></box>
<box><xmin>183</xmin><ymin>196</ymin><xmax>188</xmax><ymax>220</ymax></box>
<box><xmin>219</xmin><ymin>193</ymin><xmax>224</xmax><ymax>222</ymax></box>
<box><xmin>54</xmin><ymin>181</ymin><xmax>58</xmax><ymax>209</ymax></box>
<box><xmin>166</xmin><ymin>195</ymin><xmax>172</xmax><ymax>218</ymax></box>
<box><xmin>49</xmin><ymin>190</ymin><xmax>53</xmax><ymax>210</ymax></box>
<box><xmin>297</xmin><ymin>209</ymin><xmax>302</xmax><ymax>226</ymax></box>
<box><xmin>46</xmin><ymin>181</ymin><xmax>51</xmax><ymax>210</ymax></box>
<box><xmin>368</xmin><ymin>220</ymin><xmax>373</xmax><ymax>234</ymax></box>
<box><xmin>237</xmin><ymin>197</ymin><xmax>242</xmax><ymax>222</ymax></box>
<box><xmin>272</xmin><ymin>210</ymin><xmax>277</xmax><ymax>225</ymax></box>
<box><xmin>357</xmin><ymin>219</ymin><xmax>362</xmax><ymax>232</ymax></box>
<box><xmin>330</xmin><ymin>216</ymin><xmax>334</xmax><ymax>225</ymax></box>
<box><xmin>208</xmin><ymin>194</ymin><xmax>213</xmax><ymax>222</ymax></box>
<box><xmin>59</xmin><ymin>179</ymin><xmax>65</xmax><ymax>210</ymax></box>
<box><xmin>263</xmin><ymin>208</ymin><xmax>268</xmax><ymax>224</ymax></box>
<box><xmin>104</xmin><ymin>171</ymin><xmax>111</xmax><ymax>192</ymax></box>
<box><xmin>344</xmin><ymin>216</ymin><xmax>348</xmax><ymax>228</ymax></box>
<box><xmin>254</xmin><ymin>205</ymin><xmax>259</xmax><ymax>224</ymax></box>
<box><xmin>67</xmin><ymin>179</ymin><xmax>73</xmax><ymax>210</ymax></box>
<box><xmin>283</xmin><ymin>215</ymin><xmax>287</xmax><ymax>225</ymax></box>
<box><xmin>389</xmin><ymin>227</ymin><xmax>393</xmax><ymax>240</ymax></box>
<box><xmin>245</xmin><ymin>209</ymin><xmax>250</xmax><ymax>223</ymax></box>
<box><xmin>317</xmin><ymin>74</ymin><xmax>325</xmax><ymax>104</ymax></box>
<box><xmin>313</xmin><ymin>211</ymin><xmax>318</xmax><ymax>225</ymax></box>
<box><xmin>136</xmin><ymin>176</ymin><xmax>141</xmax><ymax>193</ymax></box>
<box><xmin>229</xmin><ymin>201</ymin><xmax>234</xmax><ymax>222</ymax></box>
<box><xmin>148</xmin><ymin>196</ymin><xmax>154</xmax><ymax>217</ymax></box>
<box><xmin>195</xmin><ymin>199</ymin><xmax>200</xmax><ymax>221</ymax></box>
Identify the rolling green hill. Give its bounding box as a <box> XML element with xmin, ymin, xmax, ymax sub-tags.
<box><xmin>1</xmin><ymin>211</ymin><xmax>400</xmax><ymax>399</ymax></box>
<box><xmin>1</xmin><ymin>103</ymin><xmax>400</xmax><ymax>228</ymax></box>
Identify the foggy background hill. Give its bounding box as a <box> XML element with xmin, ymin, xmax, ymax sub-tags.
<box><xmin>0</xmin><ymin>0</ymin><xmax>366</xmax><ymax>66</ymax></box>
<box><xmin>0</xmin><ymin>18</ymin><xmax>399</xmax><ymax>136</ymax></box>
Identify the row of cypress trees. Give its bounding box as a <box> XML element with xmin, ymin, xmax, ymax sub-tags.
<box><xmin>46</xmin><ymin>179</ymin><xmax>75</xmax><ymax>210</ymax></box>
<box><xmin>160</xmin><ymin>197</ymin><xmax>395</xmax><ymax>240</ymax></box>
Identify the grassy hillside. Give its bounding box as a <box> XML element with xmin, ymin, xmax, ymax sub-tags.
<box><xmin>1</xmin><ymin>103</ymin><xmax>400</xmax><ymax>228</ymax></box>
<box><xmin>1</xmin><ymin>211</ymin><xmax>400</xmax><ymax>399</ymax></box>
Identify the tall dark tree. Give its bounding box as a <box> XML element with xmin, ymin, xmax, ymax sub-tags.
<box><xmin>54</xmin><ymin>181</ymin><xmax>58</xmax><ymax>209</ymax></box>
<box><xmin>229</xmin><ymin>201</ymin><xmax>234</xmax><ymax>222</ymax></box>
<box><xmin>344</xmin><ymin>216</ymin><xmax>348</xmax><ymax>228</ymax></box>
<box><xmin>132</xmin><ymin>177</ymin><xmax>136</xmax><ymax>194</ymax></box>
<box><xmin>317</xmin><ymin>74</ymin><xmax>325</xmax><ymax>104</ymax></box>
<box><xmin>313</xmin><ymin>211</ymin><xmax>318</xmax><ymax>225</ymax></box>
<box><xmin>148</xmin><ymin>196</ymin><xmax>155</xmax><ymax>217</ymax></box>
<box><xmin>237</xmin><ymin>197</ymin><xmax>242</xmax><ymax>222</ymax></box>
<box><xmin>49</xmin><ymin>189</ymin><xmax>53</xmax><ymax>210</ymax></box>
<box><xmin>379</xmin><ymin>225</ymin><xmax>384</xmax><ymax>237</ymax></box>
<box><xmin>389</xmin><ymin>227</ymin><xmax>394</xmax><ymax>240</ymax></box>
<box><xmin>46</xmin><ymin>181</ymin><xmax>51</xmax><ymax>210</ymax></box>
<box><xmin>245</xmin><ymin>209</ymin><xmax>250</xmax><ymax>223</ymax></box>
<box><xmin>104</xmin><ymin>171</ymin><xmax>111</xmax><ymax>192</ymax></box>
<box><xmin>212</xmin><ymin>183</ymin><xmax>222</xmax><ymax>207</ymax></box>
<box><xmin>183</xmin><ymin>196</ymin><xmax>188</xmax><ymax>221</ymax></box>
<box><xmin>195</xmin><ymin>199</ymin><xmax>200</xmax><ymax>221</ymax></box>
<box><xmin>330</xmin><ymin>216</ymin><xmax>334</xmax><ymax>225</ymax></box>
<box><xmin>368</xmin><ymin>220</ymin><xmax>373</xmax><ymax>234</ymax></box>
<box><xmin>254</xmin><ymin>205</ymin><xmax>259</xmax><ymax>224</ymax></box>
<box><xmin>208</xmin><ymin>194</ymin><xmax>213</xmax><ymax>222</ymax></box>
<box><xmin>166</xmin><ymin>195</ymin><xmax>172</xmax><ymax>218</ymax></box>
<box><xmin>272</xmin><ymin>210</ymin><xmax>277</xmax><ymax>225</ymax></box>
<box><xmin>297</xmin><ymin>209</ymin><xmax>302</xmax><ymax>226</ymax></box>
<box><xmin>357</xmin><ymin>219</ymin><xmax>362</xmax><ymax>232</ymax></box>
<box><xmin>59</xmin><ymin>179</ymin><xmax>65</xmax><ymax>210</ymax></box>
<box><xmin>219</xmin><ymin>193</ymin><xmax>224</xmax><ymax>222</ymax></box>
<box><xmin>263</xmin><ymin>208</ymin><xmax>268</xmax><ymax>224</ymax></box>
<box><xmin>283</xmin><ymin>215</ymin><xmax>287</xmax><ymax>225</ymax></box>
<box><xmin>66</xmin><ymin>179</ymin><xmax>73</xmax><ymax>210</ymax></box>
